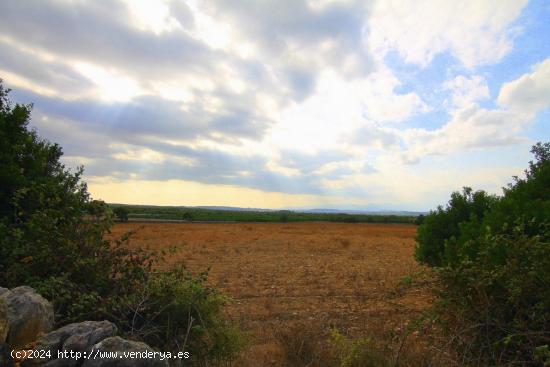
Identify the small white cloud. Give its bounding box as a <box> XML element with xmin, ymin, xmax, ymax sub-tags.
<box><xmin>360</xmin><ymin>68</ymin><xmax>430</xmax><ymax>122</ymax></box>
<box><xmin>444</xmin><ymin>75</ymin><xmax>489</xmax><ymax>109</ymax></box>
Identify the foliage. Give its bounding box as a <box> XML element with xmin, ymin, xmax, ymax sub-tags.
<box><xmin>0</xmin><ymin>81</ymin><xmax>243</xmax><ymax>364</ymax></box>
<box><xmin>122</xmin><ymin>266</ymin><xmax>246</xmax><ymax>365</ymax></box>
<box><xmin>413</xmin><ymin>214</ymin><xmax>425</xmax><ymax>225</ymax></box>
<box><xmin>436</xmin><ymin>221</ymin><xmax>550</xmax><ymax>365</ymax></box>
<box><xmin>109</xmin><ymin>204</ymin><xmax>418</xmax><ymax>224</ymax></box>
<box><xmin>415</xmin><ymin>142</ymin><xmax>550</xmax><ymax>365</ymax></box>
<box><xmin>329</xmin><ymin>329</ymin><xmax>390</xmax><ymax>367</ymax></box>
<box><xmin>415</xmin><ymin>187</ymin><xmax>497</xmax><ymax>267</ymax></box>
<box><xmin>113</xmin><ymin>206</ymin><xmax>129</xmax><ymax>222</ymax></box>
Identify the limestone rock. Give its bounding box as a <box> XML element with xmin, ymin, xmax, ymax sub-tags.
<box><xmin>0</xmin><ymin>286</ymin><xmax>54</xmax><ymax>349</ymax></box>
<box><xmin>0</xmin><ymin>297</ymin><xmax>8</xmax><ymax>343</ymax></box>
<box><xmin>22</xmin><ymin>320</ymin><xmax>117</xmax><ymax>367</ymax></box>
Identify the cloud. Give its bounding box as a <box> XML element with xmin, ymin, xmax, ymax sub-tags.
<box><xmin>12</xmin><ymin>86</ymin><xmax>274</xmax><ymax>144</ymax></box>
<box><xmin>444</xmin><ymin>75</ymin><xmax>490</xmax><ymax>109</ymax></box>
<box><xmin>401</xmin><ymin>57</ymin><xmax>550</xmax><ymax>163</ymax></box>
<box><xmin>0</xmin><ymin>0</ymin><xmax>547</xmax><ymax>209</ymax></box>
<box><xmin>401</xmin><ymin>107</ymin><xmax>526</xmax><ymax>164</ymax></box>
<box><xmin>0</xmin><ymin>40</ymin><xmax>95</xmax><ymax>97</ymax></box>
<box><xmin>349</xmin><ymin>123</ymin><xmax>400</xmax><ymax>149</ymax></box>
<box><xmin>498</xmin><ymin>58</ymin><xmax>550</xmax><ymax>114</ymax></box>
<box><xmin>0</xmin><ymin>0</ymin><xmax>215</xmax><ymax>79</ymax></box>
<box><xmin>360</xmin><ymin>68</ymin><xmax>430</xmax><ymax>122</ymax></box>
<box><xmin>368</xmin><ymin>0</ymin><xmax>527</xmax><ymax>68</ymax></box>
<box><xmin>199</xmin><ymin>0</ymin><xmax>374</xmax><ymax>96</ymax></box>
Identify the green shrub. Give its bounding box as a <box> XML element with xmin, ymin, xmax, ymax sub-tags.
<box><xmin>113</xmin><ymin>206</ymin><xmax>129</xmax><ymax>222</ymax></box>
<box><xmin>416</xmin><ymin>142</ymin><xmax>550</xmax><ymax>365</ymax></box>
<box><xmin>483</xmin><ymin>142</ymin><xmax>550</xmax><ymax>237</ymax></box>
<box><xmin>329</xmin><ymin>329</ymin><xmax>390</xmax><ymax>367</ymax></box>
<box><xmin>437</xmin><ymin>221</ymin><xmax>550</xmax><ymax>365</ymax></box>
<box><xmin>0</xmin><ymin>81</ymin><xmax>244</xmax><ymax>364</ymax></box>
<box><xmin>415</xmin><ymin>187</ymin><xmax>496</xmax><ymax>267</ymax></box>
<box><xmin>413</xmin><ymin>214</ymin><xmax>425</xmax><ymax>225</ymax></box>
<box><xmin>181</xmin><ymin>211</ymin><xmax>193</xmax><ymax>221</ymax></box>
<box><xmin>121</xmin><ymin>266</ymin><xmax>246</xmax><ymax>365</ymax></box>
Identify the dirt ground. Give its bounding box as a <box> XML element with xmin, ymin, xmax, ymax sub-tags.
<box><xmin>110</xmin><ymin>222</ymin><xmax>434</xmax><ymax>366</ymax></box>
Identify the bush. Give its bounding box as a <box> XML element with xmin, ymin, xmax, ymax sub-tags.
<box><xmin>415</xmin><ymin>187</ymin><xmax>496</xmax><ymax>267</ymax></box>
<box><xmin>0</xmin><ymin>81</ymin><xmax>244</xmax><ymax>364</ymax></box>
<box><xmin>437</xmin><ymin>221</ymin><xmax>550</xmax><ymax>365</ymax></box>
<box><xmin>413</xmin><ymin>214</ymin><xmax>425</xmax><ymax>226</ymax></box>
<box><xmin>113</xmin><ymin>206</ymin><xmax>129</xmax><ymax>222</ymax></box>
<box><xmin>416</xmin><ymin>142</ymin><xmax>550</xmax><ymax>365</ymax></box>
<box><xmin>121</xmin><ymin>266</ymin><xmax>246</xmax><ymax>365</ymax></box>
<box><xmin>329</xmin><ymin>329</ymin><xmax>391</xmax><ymax>367</ymax></box>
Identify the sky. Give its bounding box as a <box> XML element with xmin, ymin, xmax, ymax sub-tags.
<box><xmin>1</xmin><ymin>0</ymin><xmax>549</xmax><ymax>211</ymax></box>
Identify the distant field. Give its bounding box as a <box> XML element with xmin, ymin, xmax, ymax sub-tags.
<box><xmin>110</xmin><ymin>222</ymin><xmax>433</xmax><ymax>366</ymax></box>
<box><xmin>109</xmin><ymin>204</ymin><xmax>418</xmax><ymax>224</ymax></box>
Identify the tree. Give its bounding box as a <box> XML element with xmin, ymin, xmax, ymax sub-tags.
<box><xmin>416</xmin><ymin>142</ymin><xmax>550</xmax><ymax>365</ymax></box>
<box><xmin>0</xmin><ymin>79</ymin><xmax>132</xmax><ymax>317</ymax></box>
<box><xmin>113</xmin><ymin>206</ymin><xmax>129</xmax><ymax>222</ymax></box>
<box><xmin>414</xmin><ymin>187</ymin><xmax>496</xmax><ymax>267</ymax></box>
<box><xmin>0</xmin><ymin>81</ymin><xmax>244</xmax><ymax>363</ymax></box>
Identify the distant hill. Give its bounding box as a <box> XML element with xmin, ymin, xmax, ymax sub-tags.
<box><xmin>298</xmin><ymin>208</ymin><xmax>426</xmax><ymax>216</ymax></box>
<box><xmin>195</xmin><ymin>206</ymin><xmax>274</xmax><ymax>212</ymax></box>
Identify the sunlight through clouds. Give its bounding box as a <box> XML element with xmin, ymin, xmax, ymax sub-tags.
<box><xmin>0</xmin><ymin>0</ymin><xmax>548</xmax><ymax>210</ymax></box>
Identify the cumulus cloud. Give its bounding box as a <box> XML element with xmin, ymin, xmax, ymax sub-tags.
<box><xmin>360</xmin><ymin>68</ymin><xmax>430</xmax><ymax>122</ymax></box>
<box><xmin>368</xmin><ymin>0</ymin><xmax>527</xmax><ymax>68</ymax></box>
<box><xmin>0</xmin><ymin>0</ymin><xmax>546</xmax><ymax>208</ymax></box>
<box><xmin>498</xmin><ymin>58</ymin><xmax>550</xmax><ymax>114</ymax></box>
<box><xmin>444</xmin><ymin>75</ymin><xmax>490</xmax><ymax>109</ymax></box>
<box><xmin>401</xmin><ymin>57</ymin><xmax>550</xmax><ymax>163</ymax></box>
<box><xmin>401</xmin><ymin>107</ymin><xmax>526</xmax><ymax>164</ymax></box>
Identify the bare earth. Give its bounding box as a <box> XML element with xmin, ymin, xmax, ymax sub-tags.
<box><xmin>110</xmin><ymin>222</ymin><xmax>433</xmax><ymax>365</ymax></box>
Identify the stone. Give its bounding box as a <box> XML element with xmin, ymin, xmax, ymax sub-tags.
<box><xmin>0</xmin><ymin>286</ymin><xmax>54</xmax><ymax>349</ymax></box>
<box><xmin>0</xmin><ymin>287</ymin><xmax>8</xmax><ymax>296</ymax></box>
<box><xmin>0</xmin><ymin>297</ymin><xmax>8</xmax><ymax>343</ymax></box>
<box><xmin>22</xmin><ymin>320</ymin><xmax>117</xmax><ymax>367</ymax></box>
<box><xmin>81</xmin><ymin>337</ymin><xmax>168</xmax><ymax>367</ymax></box>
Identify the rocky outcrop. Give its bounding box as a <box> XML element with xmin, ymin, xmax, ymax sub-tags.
<box><xmin>0</xmin><ymin>286</ymin><xmax>54</xmax><ymax>349</ymax></box>
<box><xmin>22</xmin><ymin>321</ymin><xmax>117</xmax><ymax>366</ymax></box>
<box><xmin>81</xmin><ymin>337</ymin><xmax>168</xmax><ymax>367</ymax></box>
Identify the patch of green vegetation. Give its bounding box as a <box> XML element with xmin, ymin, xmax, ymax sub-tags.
<box><xmin>109</xmin><ymin>204</ymin><xmax>418</xmax><ymax>224</ymax></box>
<box><xmin>0</xmin><ymin>81</ymin><xmax>244</xmax><ymax>365</ymax></box>
<box><xmin>399</xmin><ymin>274</ymin><xmax>413</xmax><ymax>287</ymax></box>
<box><xmin>329</xmin><ymin>329</ymin><xmax>391</xmax><ymax>367</ymax></box>
<box><xmin>415</xmin><ymin>142</ymin><xmax>550</xmax><ymax>365</ymax></box>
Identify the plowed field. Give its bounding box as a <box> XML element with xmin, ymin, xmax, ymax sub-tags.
<box><xmin>110</xmin><ymin>222</ymin><xmax>434</xmax><ymax>365</ymax></box>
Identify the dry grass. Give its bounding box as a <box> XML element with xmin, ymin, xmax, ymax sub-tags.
<box><xmin>109</xmin><ymin>222</ymin><xmax>436</xmax><ymax>366</ymax></box>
